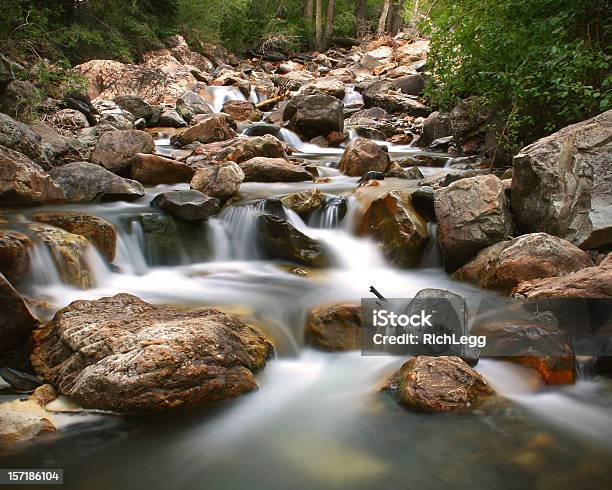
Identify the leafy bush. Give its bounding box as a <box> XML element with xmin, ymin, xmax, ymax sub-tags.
<box><xmin>423</xmin><ymin>0</ymin><xmax>611</xmax><ymax>148</ymax></box>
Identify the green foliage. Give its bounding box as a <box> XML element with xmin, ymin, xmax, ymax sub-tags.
<box><xmin>423</xmin><ymin>0</ymin><xmax>611</xmax><ymax>148</ymax></box>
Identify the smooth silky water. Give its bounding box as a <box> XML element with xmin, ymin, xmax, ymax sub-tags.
<box><xmin>1</xmin><ymin>87</ymin><xmax>612</xmax><ymax>490</ymax></box>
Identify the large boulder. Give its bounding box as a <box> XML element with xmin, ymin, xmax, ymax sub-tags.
<box><xmin>173</xmin><ymin>113</ymin><xmax>236</xmax><ymax>146</ymax></box>
<box><xmin>151</xmin><ymin>190</ymin><xmax>220</xmax><ymax>221</ymax></box>
<box><xmin>191</xmin><ymin>162</ymin><xmax>244</xmax><ymax>200</ymax></box>
<box><xmin>338</xmin><ymin>138</ymin><xmax>390</xmax><ymax>177</ymax></box>
<box><xmin>91</xmin><ymin>130</ymin><xmax>155</xmax><ymax>173</ymax></box>
<box><xmin>383</xmin><ymin>356</ymin><xmax>494</xmax><ymax>411</ymax></box>
<box><xmin>49</xmin><ymin>162</ymin><xmax>145</xmax><ymax>203</ymax></box>
<box><xmin>473</xmin><ymin>320</ymin><xmax>576</xmax><ymax>384</ymax></box>
<box><xmin>359</xmin><ymin>190</ymin><xmax>429</xmax><ymax>267</ymax></box>
<box><xmin>0</xmin><ymin>145</ymin><xmax>64</xmax><ymax>206</ymax></box>
<box><xmin>0</xmin><ymin>231</ymin><xmax>32</xmax><ymax>282</ymax></box>
<box><xmin>131</xmin><ymin>153</ymin><xmax>195</xmax><ymax>185</ymax></box>
<box><xmin>511</xmin><ymin>110</ymin><xmax>612</xmax><ymax>248</ymax></box>
<box><xmin>240</xmin><ymin>157</ymin><xmax>314</xmax><ymax>182</ymax></box>
<box><xmin>30</xmin><ymin>294</ymin><xmax>273</xmax><ymax>411</ymax></box>
<box><xmin>175</xmin><ymin>90</ymin><xmax>212</xmax><ymax>122</ymax></box>
<box><xmin>453</xmin><ymin>233</ymin><xmax>594</xmax><ymax>292</ymax></box>
<box><xmin>257</xmin><ymin>215</ymin><xmax>328</xmax><ymax>267</ymax></box>
<box><xmin>29</xmin><ymin>224</ymin><xmax>94</xmax><ymax>289</ymax></box>
<box><xmin>283</xmin><ymin>95</ymin><xmax>344</xmax><ymax>139</ymax></box>
<box><xmin>0</xmin><ymin>113</ymin><xmax>51</xmax><ymax>169</ymax></box>
<box><xmin>0</xmin><ymin>273</ymin><xmax>39</xmax><ymax>353</ymax></box>
<box><xmin>435</xmin><ymin>175</ymin><xmax>513</xmax><ymax>271</ymax></box>
<box><xmin>31</xmin><ymin>212</ymin><xmax>117</xmax><ymax>262</ymax></box>
<box><xmin>513</xmin><ymin>260</ymin><xmax>612</xmax><ymax>299</ymax></box>
<box><xmin>305</xmin><ymin>304</ymin><xmax>362</xmax><ymax>351</ymax></box>
<box><xmin>191</xmin><ymin>135</ymin><xmax>287</xmax><ymax>164</ymax></box>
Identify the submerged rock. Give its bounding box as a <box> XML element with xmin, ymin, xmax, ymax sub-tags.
<box><xmin>29</xmin><ymin>224</ymin><xmax>94</xmax><ymax>289</ymax></box>
<box><xmin>358</xmin><ymin>190</ymin><xmax>429</xmax><ymax>267</ymax></box>
<box><xmin>0</xmin><ymin>230</ymin><xmax>33</xmax><ymax>282</ymax></box>
<box><xmin>31</xmin><ymin>211</ymin><xmax>117</xmax><ymax>262</ymax></box>
<box><xmin>339</xmin><ymin>138</ymin><xmax>390</xmax><ymax>177</ymax></box>
<box><xmin>240</xmin><ymin>157</ymin><xmax>313</xmax><ymax>182</ymax></box>
<box><xmin>257</xmin><ymin>215</ymin><xmax>328</xmax><ymax>267</ymax></box>
<box><xmin>91</xmin><ymin>130</ymin><xmax>156</xmax><ymax>173</ymax></box>
<box><xmin>151</xmin><ymin>189</ymin><xmax>220</xmax><ymax>221</ymax></box>
<box><xmin>131</xmin><ymin>153</ymin><xmax>195</xmax><ymax>185</ymax></box>
<box><xmin>49</xmin><ymin>162</ymin><xmax>145</xmax><ymax>203</ymax></box>
<box><xmin>31</xmin><ymin>294</ymin><xmax>273</xmax><ymax>412</ymax></box>
<box><xmin>473</xmin><ymin>320</ymin><xmax>576</xmax><ymax>384</ymax></box>
<box><xmin>305</xmin><ymin>304</ymin><xmax>362</xmax><ymax>351</ymax></box>
<box><xmin>512</xmin><ymin>110</ymin><xmax>612</xmax><ymax>248</ymax></box>
<box><xmin>0</xmin><ymin>145</ymin><xmax>65</xmax><ymax>206</ymax></box>
<box><xmin>435</xmin><ymin>175</ymin><xmax>513</xmax><ymax>272</ymax></box>
<box><xmin>383</xmin><ymin>356</ymin><xmax>494</xmax><ymax>412</ymax></box>
<box><xmin>453</xmin><ymin>233</ymin><xmax>594</xmax><ymax>292</ymax></box>
<box><xmin>191</xmin><ymin>161</ymin><xmax>244</xmax><ymax>200</ymax></box>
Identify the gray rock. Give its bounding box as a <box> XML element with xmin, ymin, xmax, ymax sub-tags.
<box><xmin>49</xmin><ymin>162</ymin><xmax>144</xmax><ymax>203</ymax></box>
<box><xmin>159</xmin><ymin>109</ymin><xmax>188</xmax><ymax>128</ymax></box>
<box><xmin>240</xmin><ymin>157</ymin><xmax>314</xmax><ymax>182</ymax></box>
<box><xmin>91</xmin><ymin>129</ymin><xmax>156</xmax><ymax>173</ymax></box>
<box><xmin>0</xmin><ymin>112</ymin><xmax>50</xmax><ymax>168</ymax></box>
<box><xmin>176</xmin><ymin>90</ymin><xmax>212</xmax><ymax>122</ymax></box>
<box><xmin>151</xmin><ymin>190</ymin><xmax>220</xmax><ymax>221</ymax></box>
<box><xmin>113</xmin><ymin>95</ymin><xmax>154</xmax><ymax>121</ymax></box>
<box><xmin>191</xmin><ymin>161</ymin><xmax>244</xmax><ymax>200</ymax></box>
<box><xmin>0</xmin><ymin>410</ymin><xmax>55</xmax><ymax>443</ymax></box>
<box><xmin>283</xmin><ymin>94</ymin><xmax>344</xmax><ymax>139</ymax></box>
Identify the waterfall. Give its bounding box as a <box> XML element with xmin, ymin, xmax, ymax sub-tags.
<box><xmin>27</xmin><ymin>244</ymin><xmax>62</xmax><ymax>287</ymax></box>
<box><xmin>343</xmin><ymin>85</ymin><xmax>364</xmax><ymax>107</ymax></box>
<box><xmin>205</xmin><ymin>86</ymin><xmax>248</xmax><ymax>113</ymax></box>
<box><xmin>419</xmin><ymin>223</ymin><xmax>443</xmax><ymax>268</ymax></box>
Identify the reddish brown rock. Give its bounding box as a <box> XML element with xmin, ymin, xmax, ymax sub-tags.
<box><xmin>0</xmin><ymin>273</ymin><xmax>39</xmax><ymax>353</ymax></box>
<box><xmin>339</xmin><ymin>138</ymin><xmax>390</xmax><ymax>177</ymax></box>
<box><xmin>91</xmin><ymin>130</ymin><xmax>155</xmax><ymax>173</ymax></box>
<box><xmin>174</xmin><ymin>114</ymin><xmax>236</xmax><ymax>146</ymax></box>
<box><xmin>240</xmin><ymin>157</ymin><xmax>313</xmax><ymax>183</ymax></box>
<box><xmin>0</xmin><ymin>230</ymin><xmax>32</xmax><ymax>282</ymax></box>
<box><xmin>131</xmin><ymin>153</ymin><xmax>195</xmax><ymax>185</ymax></box>
<box><xmin>305</xmin><ymin>304</ymin><xmax>362</xmax><ymax>351</ymax></box>
<box><xmin>221</xmin><ymin>100</ymin><xmax>263</xmax><ymax>122</ymax></box>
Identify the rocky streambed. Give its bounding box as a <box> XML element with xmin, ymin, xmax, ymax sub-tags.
<box><xmin>1</xmin><ymin>34</ymin><xmax>612</xmax><ymax>490</ymax></box>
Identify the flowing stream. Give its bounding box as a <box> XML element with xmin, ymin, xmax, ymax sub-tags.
<box><xmin>1</xmin><ymin>87</ymin><xmax>612</xmax><ymax>489</ymax></box>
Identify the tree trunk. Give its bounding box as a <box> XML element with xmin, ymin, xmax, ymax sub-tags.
<box><xmin>378</xmin><ymin>0</ymin><xmax>392</xmax><ymax>34</ymax></box>
<box><xmin>304</xmin><ymin>0</ymin><xmax>314</xmax><ymax>20</ymax></box>
<box><xmin>325</xmin><ymin>0</ymin><xmax>336</xmax><ymax>42</ymax></box>
<box><xmin>315</xmin><ymin>0</ymin><xmax>324</xmax><ymax>51</ymax></box>
<box><xmin>354</xmin><ymin>0</ymin><xmax>366</xmax><ymax>36</ymax></box>
<box><xmin>389</xmin><ymin>0</ymin><xmax>406</xmax><ymax>35</ymax></box>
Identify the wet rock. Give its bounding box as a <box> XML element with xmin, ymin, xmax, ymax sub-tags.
<box><xmin>454</xmin><ymin>233</ymin><xmax>594</xmax><ymax>292</ymax></box>
<box><xmin>31</xmin><ymin>212</ymin><xmax>117</xmax><ymax>262</ymax></box>
<box><xmin>0</xmin><ymin>231</ymin><xmax>32</xmax><ymax>282</ymax></box>
<box><xmin>475</xmin><ymin>320</ymin><xmax>576</xmax><ymax>384</ymax></box>
<box><xmin>0</xmin><ymin>113</ymin><xmax>51</xmax><ymax>169</ymax></box>
<box><xmin>242</xmin><ymin>123</ymin><xmax>281</xmax><ymax>138</ymax></box>
<box><xmin>49</xmin><ymin>162</ymin><xmax>145</xmax><ymax>203</ymax></box>
<box><xmin>305</xmin><ymin>304</ymin><xmax>362</xmax><ymax>351</ymax></box>
<box><xmin>29</xmin><ymin>224</ymin><xmax>94</xmax><ymax>289</ymax></box>
<box><xmin>192</xmin><ymin>135</ymin><xmax>288</xmax><ymax>164</ymax></box>
<box><xmin>158</xmin><ymin>109</ymin><xmax>188</xmax><ymax>128</ymax></box>
<box><xmin>221</xmin><ymin>100</ymin><xmax>262</xmax><ymax>122</ymax></box>
<box><xmin>91</xmin><ymin>130</ymin><xmax>155</xmax><ymax>173</ymax></box>
<box><xmin>411</xmin><ymin>186</ymin><xmax>435</xmax><ymax>222</ymax></box>
<box><xmin>30</xmin><ymin>384</ymin><xmax>57</xmax><ymax>406</ymax></box>
<box><xmin>191</xmin><ymin>162</ymin><xmax>244</xmax><ymax>200</ymax></box>
<box><xmin>383</xmin><ymin>356</ymin><xmax>494</xmax><ymax>411</ymax></box>
<box><xmin>513</xmin><ymin>260</ymin><xmax>612</xmax><ymax>299</ymax></box>
<box><xmin>0</xmin><ymin>410</ymin><xmax>55</xmax><ymax>443</ymax></box>
<box><xmin>0</xmin><ymin>145</ymin><xmax>64</xmax><ymax>206</ymax></box>
<box><xmin>339</xmin><ymin>138</ymin><xmax>390</xmax><ymax>177</ymax></box>
<box><xmin>417</xmin><ymin>111</ymin><xmax>451</xmax><ymax>148</ymax></box>
<box><xmin>0</xmin><ymin>273</ymin><xmax>39</xmax><ymax>353</ymax></box>
<box><xmin>131</xmin><ymin>153</ymin><xmax>195</xmax><ymax>185</ymax></box>
<box><xmin>281</xmin><ymin>188</ymin><xmax>323</xmax><ymax>216</ymax></box>
<box><xmin>283</xmin><ymin>94</ymin><xmax>344</xmax><ymax>139</ymax></box>
<box><xmin>301</xmin><ymin>79</ymin><xmax>346</xmax><ymax>99</ymax></box>
<box><xmin>257</xmin><ymin>215</ymin><xmax>328</xmax><ymax>267</ymax></box>
<box><xmin>435</xmin><ymin>175</ymin><xmax>513</xmax><ymax>272</ymax></box>
<box><xmin>511</xmin><ymin>110</ymin><xmax>612</xmax><ymax>248</ymax></box>
<box><xmin>325</xmin><ymin>131</ymin><xmax>349</xmax><ymax>147</ymax></box>
<box><xmin>358</xmin><ymin>190</ymin><xmax>429</xmax><ymax>267</ymax></box>
<box><xmin>31</xmin><ymin>294</ymin><xmax>273</xmax><ymax>411</ymax></box>
<box><xmin>151</xmin><ymin>190</ymin><xmax>220</xmax><ymax>221</ymax></box>
<box><xmin>0</xmin><ymin>367</ymin><xmax>43</xmax><ymax>393</ymax></box>
<box><xmin>113</xmin><ymin>95</ymin><xmax>154</xmax><ymax>122</ymax></box>
<box><xmin>173</xmin><ymin>113</ymin><xmax>236</xmax><ymax>146</ymax></box>
<box><xmin>240</xmin><ymin>157</ymin><xmax>313</xmax><ymax>183</ymax></box>
<box><xmin>175</xmin><ymin>90</ymin><xmax>212</xmax><ymax>122</ymax></box>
